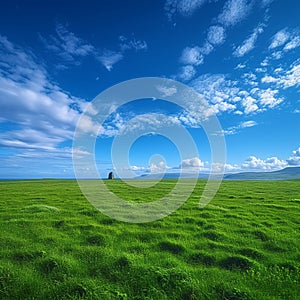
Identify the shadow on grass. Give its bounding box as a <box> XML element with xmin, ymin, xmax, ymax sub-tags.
<box><xmin>187</xmin><ymin>252</ymin><xmax>216</xmax><ymax>266</ymax></box>
<box><xmin>158</xmin><ymin>241</ymin><xmax>185</xmax><ymax>254</ymax></box>
<box><xmin>219</xmin><ymin>256</ymin><xmax>253</xmax><ymax>271</ymax></box>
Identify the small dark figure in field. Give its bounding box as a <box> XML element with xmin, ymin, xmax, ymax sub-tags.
<box><xmin>108</xmin><ymin>171</ymin><xmax>114</xmax><ymax>180</ymax></box>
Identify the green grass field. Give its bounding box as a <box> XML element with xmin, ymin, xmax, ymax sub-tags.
<box><xmin>0</xmin><ymin>179</ymin><xmax>300</xmax><ymax>299</ymax></box>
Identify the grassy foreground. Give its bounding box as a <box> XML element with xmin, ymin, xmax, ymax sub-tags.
<box><xmin>0</xmin><ymin>179</ymin><xmax>300</xmax><ymax>299</ymax></box>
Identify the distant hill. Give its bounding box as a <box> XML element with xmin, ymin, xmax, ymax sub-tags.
<box><xmin>138</xmin><ymin>172</ymin><xmax>210</xmax><ymax>179</ymax></box>
<box><xmin>224</xmin><ymin>167</ymin><xmax>300</xmax><ymax>180</ymax></box>
<box><xmin>137</xmin><ymin>167</ymin><xmax>300</xmax><ymax>180</ymax></box>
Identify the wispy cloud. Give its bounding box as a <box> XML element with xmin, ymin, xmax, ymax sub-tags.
<box><xmin>177</xmin><ymin>65</ymin><xmax>196</xmax><ymax>81</ymax></box>
<box><xmin>98</xmin><ymin>35</ymin><xmax>147</xmax><ymax>71</ymax></box>
<box><xmin>199</xmin><ymin>41</ymin><xmax>214</xmax><ymax>55</ymax></box>
<box><xmin>40</xmin><ymin>23</ymin><xmax>95</xmax><ymax>65</ymax></box>
<box><xmin>222</xmin><ymin>120</ymin><xmax>257</xmax><ymax>135</ymax></box>
<box><xmin>279</xmin><ymin>63</ymin><xmax>300</xmax><ymax>88</ymax></box>
<box><xmin>156</xmin><ymin>85</ymin><xmax>178</xmax><ymax>97</ymax></box>
<box><xmin>264</xmin><ymin>28</ymin><xmax>300</xmax><ymax>65</ymax></box>
<box><xmin>233</xmin><ymin>24</ymin><xmax>264</xmax><ymax>57</ymax></box>
<box><xmin>261</xmin><ymin>0</ymin><xmax>274</xmax><ymax>8</ymax></box>
<box><xmin>284</xmin><ymin>35</ymin><xmax>300</xmax><ymax>51</ymax></box>
<box><xmin>180</xmin><ymin>46</ymin><xmax>204</xmax><ymax>66</ymax></box>
<box><xmin>0</xmin><ymin>35</ymin><xmax>87</xmax><ymax>148</ymax></box>
<box><xmin>218</xmin><ymin>0</ymin><xmax>254</xmax><ymax>27</ymax></box>
<box><xmin>164</xmin><ymin>0</ymin><xmax>208</xmax><ymax>20</ymax></box>
<box><xmin>257</xmin><ymin>88</ymin><xmax>282</xmax><ymax>108</ymax></box>
<box><xmin>175</xmin><ymin>0</ymin><xmax>268</xmax><ymax>80</ymax></box>
<box><xmin>235</xmin><ymin>63</ymin><xmax>246</xmax><ymax>69</ymax></box>
<box><xmin>242</xmin><ymin>72</ymin><xmax>258</xmax><ymax>86</ymax></box>
<box><xmin>184</xmin><ymin>66</ymin><xmax>288</xmax><ymax>117</ymax></box>
<box><xmin>269</xmin><ymin>28</ymin><xmax>290</xmax><ymax>49</ymax></box>
<box><xmin>97</xmin><ymin>50</ymin><xmax>124</xmax><ymax>71</ymax></box>
<box><xmin>261</xmin><ymin>61</ymin><xmax>300</xmax><ymax>89</ymax></box>
<box><xmin>241</xmin><ymin>96</ymin><xmax>259</xmax><ymax>114</ymax></box>
<box><xmin>240</xmin><ymin>120</ymin><xmax>257</xmax><ymax>128</ymax></box>
<box><xmin>191</xmin><ymin>74</ymin><xmax>239</xmax><ymax>115</ymax></box>
<box><xmin>207</xmin><ymin>25</ymin><xmax>226</xmax><ymax>45</ymax></box>
<box><xmin>41</xmin><ymin>23</ymin><xmax>147</xmax><ymax>71</ymax></box>
<box><xmin>119</xmin><ymin>35</ymin><xmax>148</xmax><ymax>51</ymax></box>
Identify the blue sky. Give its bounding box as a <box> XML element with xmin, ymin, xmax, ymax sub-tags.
<box><xmin>0</xmin><ymin>0</ymin><xmax>299</xmax><ymax>178</ymax></box>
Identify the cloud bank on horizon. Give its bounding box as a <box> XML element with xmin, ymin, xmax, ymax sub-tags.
<box><xmin>0</xmin><ymin>0</ymin><xmax>299</xmax><ymax>178</ymax></box>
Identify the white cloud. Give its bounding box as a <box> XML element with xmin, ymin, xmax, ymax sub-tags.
<box><xmin>267</xmin><ymin>28</ymin><xmax>300</xmax><ymax>53</ymax></box>
<box><xmin>72</xmin><ymin>148</ymin><xmax>92</xmax><ymax>159</ymax></box>
<box><xmin>192</xmin><ymin>74</ymin><xmax>235</xmax><ymax>102</ymax></box>
<box><xmin>242</xmin><ymin>96</ymin><xmax>258</xmax><ymax>114</ymax></box>
<box><xmin>191</xmin><ymin>74</ymin><xmax>240</xmax><ymax>116</ymax></box>
<box><xmin>150</xmin><ymin>161</ymin><xmax>167</xmax><ymax>173</ymax></box>
<box><xmin>119</xmin><ymin>36</ymin><xmax>148</xmax><ymax>51</ymax></box>
<box><xmin>261</xmin><ymin>75</ymin><xmax>277</xmax><ymax>83</ymax></box>
<box><xmin>98</xmin><ymin>36</ymin><xmax>147</xmax><ymax>71</ymax></box>
<box><xmin>233</xmin><ymin>24</ymin><xmax>264</xmax><ymax>57</ymax></box>
<box><xmin>207</xmin><ymin>26</ymin><xmax>226</xmax><ymax>46</ymax></box>
<box><xmin>256</xmin><ymin>67</ymin><xmax>267</xmax><ymax>73</ymax></box>
<box><xmin>178</xmin><ymin>0</ymin><xmax>256</xmax><ymax>75</ymax></box>
<box><xmin>177</xmin><ymin>40</ymin><xmax>215</xmax><ymax>79</ymax></box>
<box><xmin>242</xmin><ymin>156</ymin><xmax>288</xmax><ymax>170</ymax></box>
<box><xmin>113</xmin><ymin>113</ymin><xmax>181</xmax><ymax>137</ymax></box>
<box><xmin>274</xmin><ymin>67</ymin><xmax>283</xmax><ymax>73</ymax></box>
<box><xmin>181</xmin><ymin>157</ymin><xmax>204</xmax><ymax>171</ymax></box>
<box><xmin>164</xmin><ymin>0</ymin><xmax>208</xmax><ymax>20</ymax></box>
<box><xmin>76</xmin><ymin>115</ymin><xmax>102</xmax><ymax>135</ymax></box>
<box><xmin>257</xmin><ymin>88</ymin><xmax>282</xmax><ymax>108</ymax></box>
<box><xmin>177</xmin><ymin>0</ymin><xmax>207</xmax><ymax>16</ymax></box>
<box><xmin>261</xmin><ymin>62</ymin><xmax>300</xmax><ymax>89</ymax></box>
<box><xmin>180</xmin><ymin>46</ymin><xmax>204</xmax><ymax>66</ymax></box>
<box><xmin>190</xmin><ymin>73</ymin><xmax>283</xmax><ymax>116</ymax></box>
<box><xmin>130</xmin><ymin>165</ymin><xmax>147</xmax><ymax>172</ymax></box>
<box><xmin>242</xmin><ymin>72</ymin><xmax>258</xmax><ymax>86</ymax></box>
<box><xmin>222</xmin><ymin>120</ymin><xmax>257</xmax><ymax>135</ymax></box>
<box><xmin>213</xmin><ymin>101</ymin><xmax>236</xmax><ymax>113</ymax></box>
<box><xmin>261</xmin><ymin>0</ymin><xmax>274</xmax><ymax>8</ymax></box>
<box><xmin>97</xmin><ymin>50</ymin><xmax>124</xmax><ymax>71</ymax></box>
<box><xmin>40</xmin><ymin>23</ymin><xmax>95</xmax><ymax>65</ymax></box>
<box><xmin>41</xmin><ymin>24</ymin><xmax>147</xmax><ymax>71</ymax></box>
<box><xmin>199</xmin><ymin>42</ymin><xmax>214</xmax><ymax>55</ymax></box>
<box><xmin>281</xmin><ymin>63</ymin><xmax>300</xmax><ymax>88</ymax></box>
<box><xmin>0</xmin><ymin>35</ymin><xmax>86</xmax><ymax>150</ymax></box>
<box><xmin>261</xmin><ymin>59</ymin><xmax>269</xmax><ymax>67</ymax></box>
<box><xmin>189</xmin><ymin>0</ymin><xmax>255</xmax><ymax>67</ymax></box>
<box><xmin>55</xmin><ymin>23</ymin><xmax>94</xmax><ymax>56</ymax></box>
<box><xmin>177</xmin><ymin>65</ymin><xmax>196</xmax><ymax>81</ymax></box>
<box><xmin>235</xmin><ymin>63</ymin><xmax>246</xmax><ymax>69</ymax></box>
<box><xmin>218</xmin><ymin>0</ymin><xmax>253</xmax><ymax>27</ymax></box>
<box><xmin>269</xmin><ymin>29</ymin><xmax>290</xmax><ymax>49</ymax></box>
<box><xmin>271</xmin><ymin>50</ymin><xmax>283</xmax><ymax>60</ymax></box>
<box><xmin>287</xmin><ymin>147</ymin><xmax>300</xmax><ymax>166</ymax></box>
<box><xmin>156</xmin><ymin>85</ymin><xmax>178</xmax><ymax>97</ymax></box>
<box><xmin>234</xmin><ymin>110</ymin><xmax>243</xmax><ymax>115</ymax></box>
<box><xmin>284</xmin><ymin>35</ymin><xmax>300</xmax><ymax>51</ymax></box>
<box><xmin>223</xmin><ymin>163</ymin><xmax>241</xmax><ymax>172</ymax></box>
<box><xmin>240</xmin><ymin>120</ymin><xmax>257</xmax><ymax>128</ymax></box>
